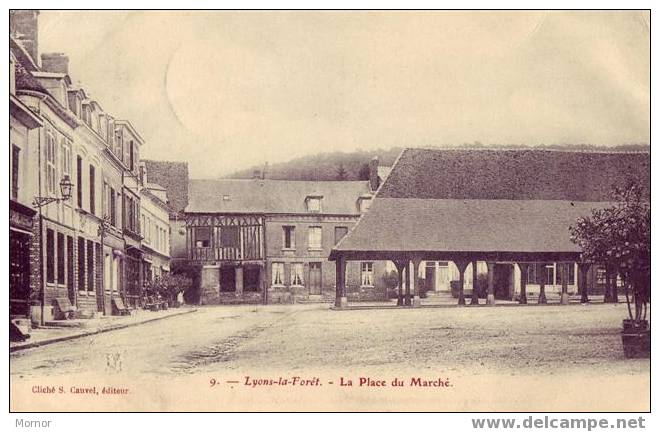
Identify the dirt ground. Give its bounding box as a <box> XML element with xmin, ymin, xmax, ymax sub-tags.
<box><xmin>10</xmin><ymin>303</ymin><xmax>650</xmax><ymax>411</ymax></box>
<box><xmin>199</xmin><ymin>303</ymin><xmax>650</xmax><ymax>377</ymax></box>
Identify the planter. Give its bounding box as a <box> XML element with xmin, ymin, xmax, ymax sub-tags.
<box><xmin>621</xmin><ymin>319</ymin><xmax>650</xmax><ymax>359</ymax></box>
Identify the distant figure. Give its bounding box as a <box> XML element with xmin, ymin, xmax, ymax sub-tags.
<box><xmin>177</xmin><ymin>291</ymin><xmax>184</xmax><ymax>307</ymax></box>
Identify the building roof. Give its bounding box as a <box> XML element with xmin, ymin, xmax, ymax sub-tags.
<box><xmin>143</xmin><ymin>160</ymin><xmax>189</xmax><ymax>215</ymax></box>
<box><xmin>378</xmin><ymin>148</ymin><xmax>650</xmax><ymax>201</ymax></box>
<box><xmin>186</xmin><ymin>179</ymin><xmax>372</xmax><ymax>215</ymax></box>
<box><xmin>331</xmin><ymin>147</ymin><xmax>650</xmax><ymax>258</ymax></box>
<box><xmin>333</xmin><ymin>198</ymin><xmax>608</xmax><ymax>255</ymax></box>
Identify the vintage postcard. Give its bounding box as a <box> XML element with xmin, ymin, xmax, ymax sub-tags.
<box><xmin>8</xmin><ymin>9</ymin><xmax>650</xmax><ymax>414</ymax></box>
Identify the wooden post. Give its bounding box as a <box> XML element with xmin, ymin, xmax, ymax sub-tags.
<box><xmin>335</xmin><ymin>256</ymin><xmax>347</xmax><ymax>308</ymax></box>
<box><xmin>394</xmin><ymin>260</ymin><xmax>406</xmax><ymax>306</ymax></box>
<box><xmin>259</xmin><ymin>263</ymin><xmax>267</xmax><ymax>305</ymax></box>
<box><xmin>404</xmin><ymin>261</ymin><xmax>412</xmax><ymax>306</ymax></box>
<box><xmin>470</xmin><ymin>260</ymin><xmax>479</xmax><ymax>305</ymax></box>
<box><xmin>455</xmin><ymin>259</ymin><xmax>469</xmax><ymax>306</ymax></box>
<box><xmin>486</xmin><ymin>261</ymin><xmax>495</xmax><ymax>305</ymax></box>
<box><xmin>560</xmin><ymin>262</ymin><xmax>570</xmax><ymax>305</ymax></box>
<box><xmin>579</xmin><ymin>262</ymin><xmax>590</xmax><ymax>304</ymax></box>
<box><xmin>517</xmin><ymin>262</ymin><xmax>529</xmax><ymax>304</ymax></box>
<box><xmin>412</xmin><ymin>258</ymin><xmax>422</xmax><ymax>307</ymax></box>
<box><xmin>538</xmin><ymin>263</ymin><xmax>547</xmax><ymax>304</ymax></box>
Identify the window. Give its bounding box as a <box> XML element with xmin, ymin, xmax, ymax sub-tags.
<box><xmin>361</xmin><ymin>262</ymin><xmax>374</xmax><ymax>286</ymax></box>
<box><xmin>194</xmin><ymin>227</ymin><xmax>211</xmax><ymax>248</ymax></box>
<box><xmin>359</xmin><ymin>197</ymin><xmax>372</xmax><ymax>213</ymax></box>
<box><xmin>76</xmin><ymin>155</ymin><xmax>83</xmax><ymax>208</ymax></box>
<box><xmin>307</xmin><ymin>197</ymin><xmax>321</xmax><ymax>212</ymax></box>
<box><xmin>221</xmin><ymin>226</ymin><xmax>239</xmax><ymax>248</ymax></box>
<box><xmin>546</xmin><ymin>264</ymin><xmax>555</xmax><ymax>286</ymax></box>
<box><xmin>11</xmin><ymin>145</ymin><xmax>20</xmax><ymax>200</ymax></box>
<box><xmin>57</xmin><ymin>232</ymin><xmax>65</xmax><ymax>284</ymax></box>
<box><xmin>291</xmin><ymin>263</ymin><xmax>304</xmax><ymax>286</ymax></box>
<box><xmin>89</xmin><ymin>165</ymin><xmax>96</xmax><ymax>215</ymax></box>
<box><xmin>567</xmin><ymin>263</ymin><xmax>576</xmax><ymax>285</ymax></box>
<box><xmin>61</xmin><ymin>139</ymin><xmax>71</xmax><ymax>180</ymax></box>
<box><xmin>67</xmin><ymin>236</ymin><xmax>74</xmax><ymax>294</ymax></box>
<box><xmin>308</xmin><ymin>227</ymin><xmax>322</xmax><ymax>249</ymax></box>
<box><xmin>46</xmin><ymin>132</ymin><xmax>56</xmax><ymax>194</ymax></box>
<box><xmin>114</xmin><ymin>129</ymin><xmax>123</xmax><ymax>159</ymax></box>
<box><xmin>272</xmin><ymin>262</ymin><xmax>284</xmax><ymax>286</ymax></box>
<box><xmin>110</xmin><ymin>187</ymin><xmax>116</xmax><ymax>226</ymax></box>
<box><xmin>78</xmin><ymin>237</ymin><xmax>86</xmax><ymax>291</ymax></box>
<box><xmin>527</xmin><ymin>264</ymin><xmax>537</xmax><ymax>285</ymax></box>
<box><xmin>596</xmin><ymin>268</ymin><xmax>607</xmax><ymax>285</ymax></box>
<box><xmin>283</xmin><ymin>226</ymin><xmax>295</xmax><ymax>249</ymax></box>
<box><xmin>334</xmin><ymin>226</ymin><xmax>348</xmax><ymax>245</ymax></box>
<box><xmin>129</xmin><ymin>140</ymin><xmax>135</xmax><ymax>172</ymax></box>
<box><xmin>87</xmin><ymin>240</ymin><xmax>95</xmax><ymax>292</ymax></box>
<box><xmin>123</xmin><ymin>194</ymin><xmax>130</xmax><ymax>231</ymax></box>
<box><xmin>46</xmin><ymin>229</ymin><xmax>55</xmax><ymax>283</ymax></box>
<box><xmin>124</xmin><ymin>139</ymin><xmax>132</xmax><ymax>167</ymax></box>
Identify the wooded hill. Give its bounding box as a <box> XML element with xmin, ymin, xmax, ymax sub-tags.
<box><xmin>224</xmin><ymin>144</ymin><xmax>649</xmax><ymax>181</ymax></box>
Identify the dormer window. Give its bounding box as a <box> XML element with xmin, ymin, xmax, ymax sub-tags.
<box><xmin>305</xmin><ymin>195</ymin><xmax>323</xmax><ymax>213</ymax></box>
<box><xmin>357</xmin><ymin>195</ymin><xmax>373</xmax><ymax>214</ymax></box>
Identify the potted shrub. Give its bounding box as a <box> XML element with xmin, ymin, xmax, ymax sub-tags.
<box><xmin>570</xmin><ymin>181</ymin><xmax>650</xmax><ymax>358</ymax></box>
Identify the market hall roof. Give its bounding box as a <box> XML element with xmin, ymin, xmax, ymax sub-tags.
<box><xmin>331</xmin><ymin>147</ymin><xmax>650</xmax><ymax>259</ymax></box>
<box><xmin>186</xmin><ymin>179</ymin><xmax>372</xmax><ymax>215</ymax></box>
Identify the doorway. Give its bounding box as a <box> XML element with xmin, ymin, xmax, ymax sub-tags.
<box><xmin>494</xmin><ymin>264</ymin><xmax>513</xmax><ymax>300</ymax></box>
<box><xmin>436</xmin><ymin>262</ymin><xmax>450</xmax><ymax>291</ymax></box>
<box><xmin>220</xmin><ymin>266</ymin><xmax>236</xmax><ymax>292</ymax></box>
<box><xmin>9</xmin><ymin>230</ymin><xmax>30</xmax><ymax>316</ymax></box>
<box><xmin>243</xmin><ymin>266</ymin><xmax>260</xmax><ymax>292</ymax></box>
<box><xmin>309</xmin><ymin>262</ymin><xmax>322</xmax><ymax>295</ymax></box>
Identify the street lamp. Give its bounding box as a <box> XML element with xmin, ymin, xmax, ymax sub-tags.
<box><xmin>33</xmin><ymin>175</ymin><xmax>74</xmax><ymax>208</ymax></box>
<box><xmin>33</xmin><ymin>175</ymin><xmax>74</xmax><ymax>326</ymax></box>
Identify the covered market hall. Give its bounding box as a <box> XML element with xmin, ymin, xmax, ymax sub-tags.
<box><xmin>329</xmin><ymin>148</ymin><xmax>650</xmax><ymax>308</ymax></box>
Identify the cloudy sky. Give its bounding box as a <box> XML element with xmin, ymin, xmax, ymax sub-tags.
<box><xmin>39</xmin><ymin>11</ymin><xmax>649</xmax><ymax>178</ymax></box>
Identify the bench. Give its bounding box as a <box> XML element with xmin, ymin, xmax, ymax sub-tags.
<box><xmin>53</xmin><ymin>297</ymin><xmax>77</xmax><ymax>320</ymax></box>
<box><xmin>112</xmin><ymin>297</ymin><xmax>131</xmax><ymax>316</ymax></box>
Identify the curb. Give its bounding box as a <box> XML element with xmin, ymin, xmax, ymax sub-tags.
<box><xmin>10</xmin><ymin>309</ymin><xmax>198</xmax><ymax>353</ymax></box>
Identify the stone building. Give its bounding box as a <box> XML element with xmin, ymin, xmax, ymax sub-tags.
<box><xmin>139</xmin><ymin>163</ymin><xmax>172</xmax><ymax>287</ymax></box>
<box><xmin>9</xmin><ymin>10</ymin><xmax>156</xmax><ymax>323</ymax></box>
<box><xmin>183</xmin><ymin>169</ymin><xmax>389</xmax><ymax>304</ymax></box>
<box><xmin>9</xmin><ymin>40</ymin><xmax>43</xmax><ymax>318</ymax></box>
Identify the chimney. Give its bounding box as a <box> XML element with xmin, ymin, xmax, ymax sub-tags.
<box><xmin>369</xmin><ymin>157</ymin><xmax>379</xmax><ymax>192</ymax></box>
<box><xmin>41</xmin><ymin>52</ymin><xmax>69</xmax><ymax>75</ymax></box>
<box><xmin>10</xmin><ymin>10</ymin><xmax>40</xmax><ymax>64</ymax></box>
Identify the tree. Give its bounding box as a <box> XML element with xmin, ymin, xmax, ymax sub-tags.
<box><xmin>569</xmin><ymin>181</ymin><xmax>650</xmax><ymax>323</ymax></box>
<box><xmin>358</xmin><ymin>163</ymin><xmax>371</xmax><ymax>181</ymax></box>
<box><xmin>336</xmin><ymin>163</ymin><xmax>348</xmax><ymax>180</ymax></box>
<box><xmin>144</xmin><ymin>274</ymin><xmax>193</xmax><ymax>306</ymax></box>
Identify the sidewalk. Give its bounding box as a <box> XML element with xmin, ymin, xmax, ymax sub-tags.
<box><xmin>10</xmin><ymin>307</ymin><xmax>197</xmax><ymax>353</ymax></box>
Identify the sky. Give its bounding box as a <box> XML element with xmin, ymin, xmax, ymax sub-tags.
<box><xmin>38</xmin><ymin>11</ymin><xmax>650</xmax><ymax>178</ymax></box>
